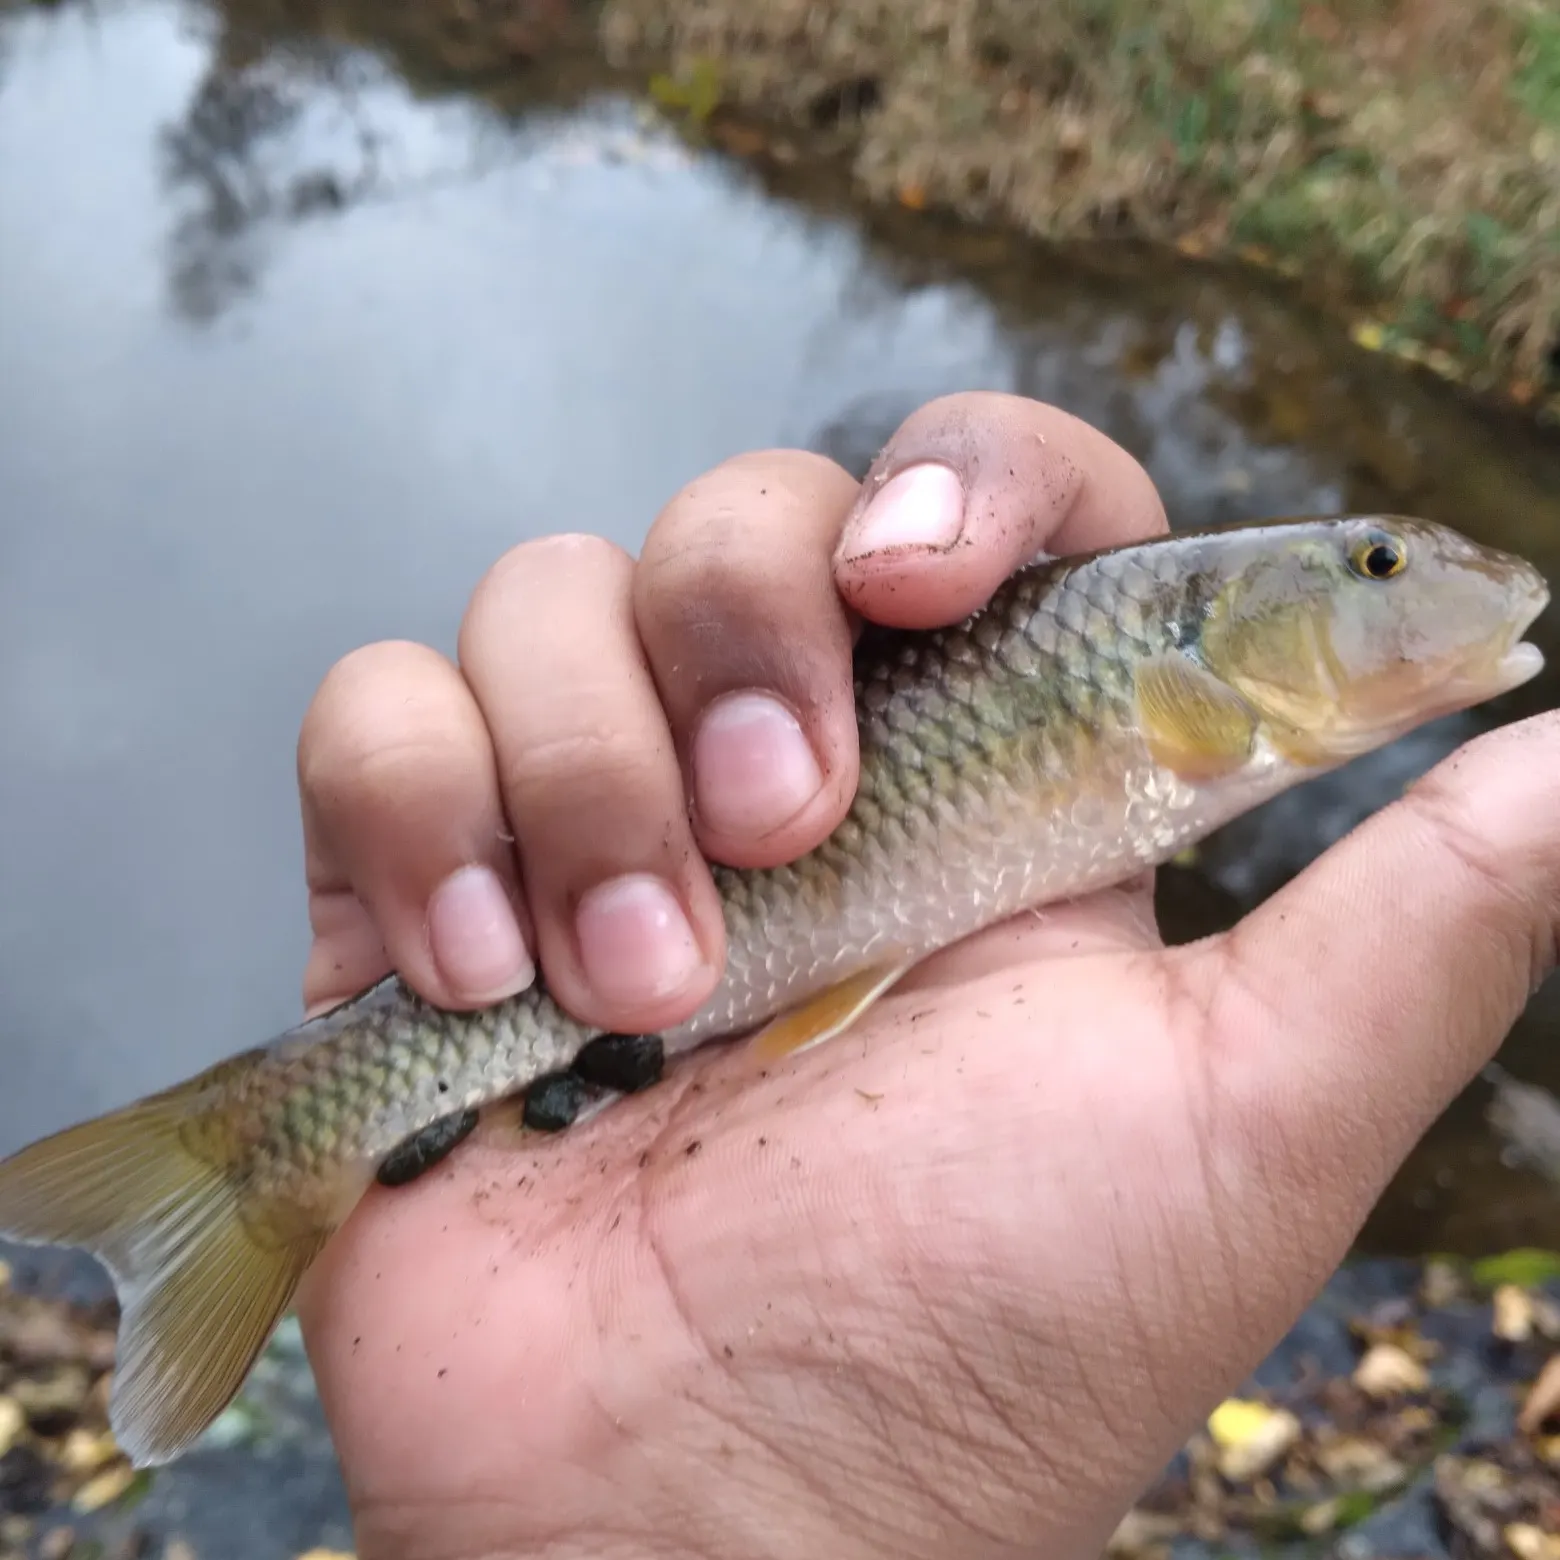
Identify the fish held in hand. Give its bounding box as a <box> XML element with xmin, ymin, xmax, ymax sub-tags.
<box><xmin>0</xmin><ymin>514</ymin><xmax>1546</xmax><ymax>1467</ymax></box>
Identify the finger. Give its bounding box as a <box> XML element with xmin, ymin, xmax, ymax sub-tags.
<box><xmin>834</xmin><ymin>391</ymin><xmax>1169</xmax><ymax>628</ymax></box>
<box><xmin>1189</xmin><ymin>710</ymin><xmax>1560</xmax><ymax>1222</ymax></box>
<box><xmin>298</xmin><ymin>642</ymin><xmax>532</xmax><ymax>1013</ymax></box>
<box><xmin>633</xmin><ymin>449</ymin><xmax>863</xmax><ymax>869</ymax></box>
<box><xmin>459</xmin><ymin>535</ymin><xmax>724</xmax><ymax>1035</ymax></box>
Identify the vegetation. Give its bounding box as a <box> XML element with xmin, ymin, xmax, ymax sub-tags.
<box><xmin>600</xmin><ymin>0</ymin><xmax>1560</xmax><ymax>416</ymax></box>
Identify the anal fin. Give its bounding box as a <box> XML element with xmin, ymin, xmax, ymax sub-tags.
<box><xmin>747</xmin><ymin>958</ymin><xmax>914</xmax><ymax>1063</ymax></box>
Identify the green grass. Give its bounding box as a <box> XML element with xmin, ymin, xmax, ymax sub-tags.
<box><xmin>1513</xmin><ymin>9</ymin><xmax>1560</xmax><ymax>126</ymax></box>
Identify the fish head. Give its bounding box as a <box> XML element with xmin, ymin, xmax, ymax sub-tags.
<box><xmin>1194</xmin><ymin>515</ymin><xmax>1550</xmax><ymax>763</ymax></box>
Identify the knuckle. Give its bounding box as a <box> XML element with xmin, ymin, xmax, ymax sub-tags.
<box><xmin>297</xmin><ymin>641</ymin><xmax>454</xmax><ymax>790</ymax></box>
<box><xmin>497</xmin><ymin>722</ymin><xmax>672</xmax><ymax>819</ymax></box>
<box><xmin>304</xmin><ymin>727</ymin><xmax>462</xmax><ymax>818</ymax></box>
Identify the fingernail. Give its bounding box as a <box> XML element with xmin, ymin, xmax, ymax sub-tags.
<box><xmin>428</xmin><ymin>866</ymin><xmax>534</xmax><ymax>1003</ymax></box>
<box><xmin>838</xmin><ymin>462</ymin><xmax>964</xmax><ymax>563</ymax></box>
<box><xmin>576</xmin><ymin>873</ymin><xmax>704</xmax><ymax>1008</ymax></box>
<box><xmin>693</xmin><ymin>691</ymin><xmax>823</xmax><ymax>839</ymax></box>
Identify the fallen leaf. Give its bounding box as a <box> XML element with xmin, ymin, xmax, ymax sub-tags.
<box><xmin>1506</xmin><ymin>1523</ymin><xmax>1560</xmax><ymax>1560</ymax></box>
<box><xmin>71</xmin><ymin>1462</ymin><xmax>136</xmax><ymax>1513</ymax></box>
<box><xmin>1521</xmin><ymin>1356</ymin><xmax>1560</xmax><ymax>1433</ymax></box>
<box><xmin>1206</xmin><ymin>1399</ymin><xmax>1301</xmax><ymax>1481</ymax></box>
<box><xmin>1300</xmin><ymin>1496</ymin><xmax>1344</xmax><ymax>1534</ymax></box>
<box><xmin>1354</xmin><ymin>1343</ymin><xmax>1429</xmax><ymax>1398</ymax></box>
<box><xmin>1105</xmin><ymin>1507</ymin><xmax>1179</xmax><ymax>1556</ymax></box>
<box><xmin>1420</xmin><ymin>1259</ymin><xmax>1465</xmax><ymax>1307</ymax></box>
<box><xmin>1497</xmin><ymin>1284</ymin><xmax>1539</xmax><ymax>1343</ymax></box>
<box><xmin>39</xmin><ymin>1525</ymin><xmax>75</xmax><ymax>1560</ymax></box>
<box><xmin>1314</xmin><ymin>1433</ymin><xmax>1410</xmax><ymax>1491</ymax></box>
<box><xmin>58</xmin><ymin>1427</ymin><xmax>120</xmax><ymax>1475</ymax></box>
<box><xmin>897</xmin><ymin>183</ymin><xmax>927</xmax><ymax>210</ymax></box>
<box><xmin>0</xmin><ymin>1397</ymin><xmax>24</xmax><ymax>1457</ymax></box>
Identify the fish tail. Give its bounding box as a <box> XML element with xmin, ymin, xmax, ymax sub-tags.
<box><xmin>0</xmin><ymin>1067</ymin><xmax>334</xmax><ymax>1467</ymax></box>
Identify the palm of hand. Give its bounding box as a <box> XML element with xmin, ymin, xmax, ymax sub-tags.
<box><xmin>297</xmin><ymin>879</ymin><xmax>1404</xmax><ymax>1560</ymax></box>
<box><xmin>286</xmin><ymin>395</ymin><xmax>1557</xmax><ymax>1560</ymax></box>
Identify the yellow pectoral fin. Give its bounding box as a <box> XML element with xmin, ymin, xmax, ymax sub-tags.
<box><xmin>1134</xmin><ymin>650</ymin><xmax>1258</xmax><ymax>781</ymax></box>
<box><xmin>747</xmin><ymin>958</ymin><xmax>915</xmax><ymax>1063</ymax></box>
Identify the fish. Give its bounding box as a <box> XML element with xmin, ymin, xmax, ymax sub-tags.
<box><xmin>0</xmin><ymin>513</ymin><xmax>1546</xmax><ymax>1467</ymax></box>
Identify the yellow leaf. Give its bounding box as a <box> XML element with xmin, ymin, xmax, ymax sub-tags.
<box><xmin>1505</xmin><ymin>1523</ymin><xmax>1560</xmax><ymax>1560</ymax></box>
<box><xmin>72</xmin><ymin>1461</ymin><xmax>136</xmax><ymax>1513</ymax></box>
<box><xmin>0</xmin><ymin>1398</ymin><xmax>23</xmax><ymax>1457</ymax></box>
<box><xmin>1206</xmin><ymin>1398</ymin><xmax>1301</xmax><ymax>1480</ymax></box>
<box><xmin>1351</xmin><ymin>321</ymin><xmax>1387</xmax><ymax>352</ymax></box>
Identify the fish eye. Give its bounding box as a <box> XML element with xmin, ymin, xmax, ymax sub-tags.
<box><xmin>1349</xmin><ymin>532</ymin><xmax>1407</xmax><ymax>581</ymax></box>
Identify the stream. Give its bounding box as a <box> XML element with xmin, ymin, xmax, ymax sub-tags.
<box><xmin>1</xmin><ymin>0</ymin><xmax>1557</xmax><ymax>1270</ymax></box>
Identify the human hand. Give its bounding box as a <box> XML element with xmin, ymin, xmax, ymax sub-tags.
<box><xmin>291</xmin><ymin>394</ymin><xmax>1560</xmax><ymax>1560</ymax></box>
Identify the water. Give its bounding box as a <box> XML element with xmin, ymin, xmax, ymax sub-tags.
<box><xmin>1</xmin><ymin>0</ymin><xmax>1557</xmax><ymax>1257</ymax></box>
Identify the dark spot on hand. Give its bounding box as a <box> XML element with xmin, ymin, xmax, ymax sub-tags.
<box><xmin>684</xmin><ymin>1140</ymin><xmax>702</xmax><ymax>1157</ymax></box>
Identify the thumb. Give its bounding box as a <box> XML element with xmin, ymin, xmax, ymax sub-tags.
<box><xmin>1184</xmin><ymin>709</ymin><xmax>1560</xmax><ymax>1227</ymax></box>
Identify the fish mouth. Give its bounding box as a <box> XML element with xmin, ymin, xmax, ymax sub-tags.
<box><xmin>1486</xmin><ymin>565</ymin><xmax>1551</xmax><ymax>691</ymax></box>
<box><xmin>1321</xmin><ymin>568</ymin><xmax>1551</xmax><ymax>757</ymax></box>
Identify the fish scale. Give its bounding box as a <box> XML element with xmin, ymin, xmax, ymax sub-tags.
<box><xmin>0</xmin><ymin>512</ymin><xmax>1545</xmax><ymax>1468</ymax></box>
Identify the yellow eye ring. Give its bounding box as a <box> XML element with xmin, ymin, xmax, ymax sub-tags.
<box><xmin>1350</xmin><ymin>534</ymin><xmax>1407</xmax><ymax>580</ymax></box>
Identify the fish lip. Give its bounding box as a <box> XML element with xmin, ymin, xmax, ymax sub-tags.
<box><xmin>1515</xmin><ymin>563</ymin><xmax>1552</xmax><ymax>636</ymax></box>
<box><xmin>1488</xmin><ymin>564</ymin><xmax>1550</xmax><ymax>684</ymax></box>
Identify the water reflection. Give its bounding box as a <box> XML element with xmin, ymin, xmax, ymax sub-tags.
<box><xmin>0</xmin><ymin>0</ymin><xmax>1556</xmax><ymax>1258</ymax></box>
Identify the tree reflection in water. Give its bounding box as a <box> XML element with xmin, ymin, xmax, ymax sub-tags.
<box><xmin>159</xmin><ymin>35</ymin><xmax>377</xmax><ymax>320</ymax></box>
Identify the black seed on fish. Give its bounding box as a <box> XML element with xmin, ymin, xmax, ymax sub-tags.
<box><xmin>376</xmin><ymin>1107</ymin><xmax>480</xmax><ymax>1187</ymax></box>
<box><xmin>572</xmin><ymin>1033</ymin><xmax>665</xmax><ymax>1093</ymax></box>
<box><xmin>523</xmin><ymin>1073</ymin><xmax>590</xmax><ymax>1133</ymax></box>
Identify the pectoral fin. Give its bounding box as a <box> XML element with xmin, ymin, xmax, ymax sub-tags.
<box><xmin>1134</xmin><ymin>651</ymin><xmax>1258</xmax><ymax>780</ymax></box>
<box><xmin>747</xmin><ymin>958</ymin><xmax>914</xmax><ymax>1062</ymax></box>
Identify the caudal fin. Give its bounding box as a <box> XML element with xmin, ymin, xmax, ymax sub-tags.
<box><xmin>0</xmin><ymin>1072</ymin><xmax>329</xmax><ymax>1466</ymax></box>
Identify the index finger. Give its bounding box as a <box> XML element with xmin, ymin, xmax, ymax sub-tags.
<box><xmin>632</xmin><ymin>395</ymin><xmax>1166</xmax><ymax>874</ymax></box>
<box><xmin>833</xmin><ymin>391</ymin><xmax>1169</xmax><ymax>627</ymax></box>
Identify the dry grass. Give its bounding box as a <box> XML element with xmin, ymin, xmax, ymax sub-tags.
<box><xmin>599</xmin><ymin>0</ymin><xmax>1560</xmax><ymax>402</ymax></box>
